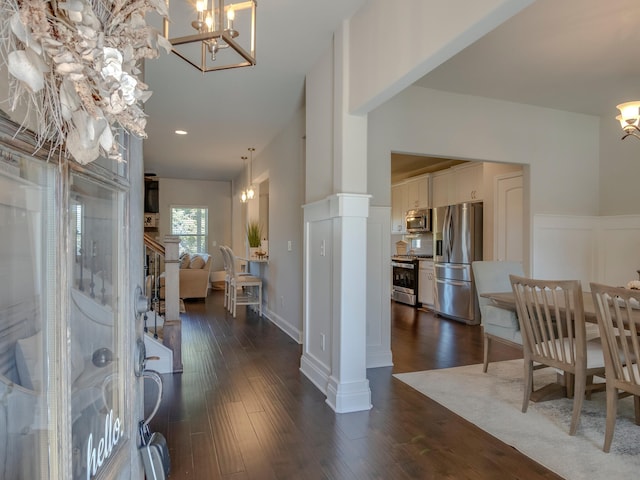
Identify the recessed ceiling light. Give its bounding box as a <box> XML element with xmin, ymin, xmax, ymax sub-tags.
<box><xmin>175</xmin><ymin>130</ymin><xmax>188</xmax><ymax>135</ymax></box>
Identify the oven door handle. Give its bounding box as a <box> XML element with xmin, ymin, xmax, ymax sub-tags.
<box><xmin>392</xmin><ymin>262</ymin><xmax>416</xmax><ymax>269</ymax></box>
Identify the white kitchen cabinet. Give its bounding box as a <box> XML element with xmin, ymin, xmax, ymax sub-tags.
<box><xmin>391</xmin><ymin>183</ymin><xmax>407</xmax><ymax>233</ymax></box>
<box><xmin>431</xmin><ymin>170</ymin><xmax>453</xmax><ymax>208</ymax></box>
<box><xmin>455</xmin><ymin>163</ymin><xmax>484</xmax><ymax>203</ymax></box>
<box><xmin>432</xmin><ymin>163</ymin><xmax>483</xmax><ymax>207</ymax></box>
<box><xmin>392</xmin><ymin>174</ymin><xmax>430</xmax><ymax>233</ymax></box>
<box><xmin>405</xmin><ymin>175</ymin><xmax>429</xmax><ymax>210</ymax></box>
<box><xmin>418</xmin><ymin>259</ymin><xmax>434</xmax><ymax>306</ymax></box>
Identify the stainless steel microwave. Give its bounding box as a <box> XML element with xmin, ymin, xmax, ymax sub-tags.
<box><xmin>405</xmin><ymin>208</ymin><xmax>431</xmax><ymax>233</ymax></box>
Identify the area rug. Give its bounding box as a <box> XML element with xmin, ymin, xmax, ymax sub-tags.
<box><xmin>394</xmin><ymin>360</ymin><xmax>640</xmax><ymax>479</ymax></box>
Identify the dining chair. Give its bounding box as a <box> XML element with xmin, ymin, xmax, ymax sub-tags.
<box><xmin>472</xmin><ymin>261</ymin><xmax>525</xmax><ymax>373</ymax></box>
<box><xmin>510</xmin><ymin>275</ymin><xmax>606</xmax><ymax>435</ymax></box>
<box><xmin>219</xmin><ymin>246</ymin><xmax>232</xmax><ymax>310</ymax></box>
<box><xmin>219</xmin><ymin>246</ymin><xmax>253</xmax><ymax>311</ymax></box>
<box><xmin>590</xmin><ymin>282</ymin><xmax>640</xmax><ymax>452</ymax></box>
<box><xmin>224</xmin><ymin>247</ymin><xmax>262</xmax><ymax>318</ymax></box>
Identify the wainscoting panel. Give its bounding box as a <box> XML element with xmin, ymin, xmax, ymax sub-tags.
<box><xmin>533</xmin><ymin>215</ymin><xmax>597</xmax><ymax>287</ymax></box>
<box><xmin>533</xmin><ymin>214</ymin><xmax>640</xmax><ymax>289</ymax></box>
<box><xmin>597</xmin><ymin>215</ymin><xmax>640</xmax><ymax>286</ymax></box>
<box><xmin>366</xmin><ymin>207</ymin><xmax>393</xmax><ymax>368</ymax></box>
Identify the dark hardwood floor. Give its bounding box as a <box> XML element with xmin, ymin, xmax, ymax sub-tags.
<box><xmin>146</xmin><ymin>291</ymin><xmax>562</xmax><ymax>479</ymax></box>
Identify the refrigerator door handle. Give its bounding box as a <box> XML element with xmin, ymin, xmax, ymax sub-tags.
<box><xmin>440</xmin><ymin>264</ymin><xmax>468</xmax><ymax>271</ymax></box>
<box><xmin>444</xmin><ymin>206</ymin><xmax>454</xmax><ymax>260</ymax></box>
<box><xmin>436</xmin><ymin>278</ymin><xmax>468</xmax><ymax>287</ymax></box>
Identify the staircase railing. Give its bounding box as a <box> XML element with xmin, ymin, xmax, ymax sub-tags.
<box><xmin>143</xmin><ymin>234</ymin><xmax>183</xmax><ymax>373</ymax></box>
<box><xmin>143</xmin><ymin>233</ymin><xmax>164</xmax><ymax>338</ymax></box>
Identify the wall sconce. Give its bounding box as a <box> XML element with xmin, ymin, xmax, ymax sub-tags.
<box><xmin>616</xmin><ymin>101</ymin><xmax>640</xmax><ymax>140</ymax></box>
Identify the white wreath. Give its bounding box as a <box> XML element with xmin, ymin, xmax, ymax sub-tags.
<box><xmin>0</xmin><ymin>0</ymin><xmax>171</xmax><ymax>164</ymax></box>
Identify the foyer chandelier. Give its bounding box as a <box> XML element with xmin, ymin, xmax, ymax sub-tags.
<box><xmin>616</xmin><ymin>101</ymin><xmax>640</xmax><ymax>140</ymax></box>
<box><xmin>163</xmin><ymin>0</ymin><xmax>257</xmax><ymax>73</ymax></box>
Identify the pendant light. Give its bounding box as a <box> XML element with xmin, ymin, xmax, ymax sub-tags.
<box><xmin>240</xmin><ymin>155</ymin><xmax>248</xmax><ymax>203</ymax></box>
<box><xmin>246</xmin><ymin>147</ymin><xmax>255</xmax><ymax>200</ymax></box>
<box><xmin>163</xmin><ymin>0</ymin><xmax>257</xmax><ymax>73</ymax></box>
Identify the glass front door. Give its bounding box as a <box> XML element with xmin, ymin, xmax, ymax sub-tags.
<box><xmin>0</xmin><ymin>118</ymin><xmax>140</xmax><ymax>479</ymax></box>
<box><xmin>0</xmin><ymin>141</ymin><xmax>58</xmax><ymax>479</ymax></box>
<box><xmin>69</xmin><ymin>172</ymin><xmax>128</xmax><ymax>479</ymax></box>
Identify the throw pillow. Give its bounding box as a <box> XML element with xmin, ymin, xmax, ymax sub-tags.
<box><xmin>179</xmin><ymin>253</ymin><xmax>191</xmax><ymax>269</ymax></box>
<box><xmin>189</xmin><ymin>254</ymin><xmax>206</xmax><ymax>270</ymax></box>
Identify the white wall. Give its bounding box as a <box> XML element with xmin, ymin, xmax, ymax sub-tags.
<box><xmin>598</xmin><ymin>112</ymin><xmax>640</xmax><ymax>215</ymax></box>
<box><xmin>305</xmin><ymin>47</ymin><xmax>334</xmax><ymax>203</ymax></box>
<box><xmin>231</xmin><ymin>108</ymin><xmax>306</xmax><ymax>341</ymax></box>
<box><xmin>157</xmin><ymin>178</ymin><xmax>231</xmax><ymax>276</ymax></box>
<box><xmin>368</xmin><ymin>86</ymin><xmax>601</xmax><ymax>219</ymax></box>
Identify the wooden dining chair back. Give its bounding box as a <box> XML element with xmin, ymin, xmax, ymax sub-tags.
<box><xmin>510</xmin><ymin>275</ymin><xmax>605</xmax><ymax>435</ymax></box>
<box><xmin>590</xmin><ymin>282</ymin><xmax>640</xmax><ymax>452</ymax></box>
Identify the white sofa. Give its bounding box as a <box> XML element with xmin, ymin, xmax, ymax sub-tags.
<box><xmin>160</xmin><ymin>253</ymin><xmax>212</xmax><ymax>299</ymax></box>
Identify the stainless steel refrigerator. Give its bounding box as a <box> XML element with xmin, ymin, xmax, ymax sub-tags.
<box><xmin>433</xmin><ymin>202</ymin><xmax>483</xmax><ymax>325</ymax></box>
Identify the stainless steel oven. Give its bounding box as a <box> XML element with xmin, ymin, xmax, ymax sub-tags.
<box><xmin>391</xmin><ymin>256</ymin><xmax>419</xmax><ymax>306</ymax></box>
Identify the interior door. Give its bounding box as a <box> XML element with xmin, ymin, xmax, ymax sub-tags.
<box><xmin>495</xmin><ymin>173</ymin><xmax>523</xmax><ymax>262</ymax></box>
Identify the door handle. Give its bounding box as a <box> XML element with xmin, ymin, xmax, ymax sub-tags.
<box><xmin>134</xmin><ymin>285</ymin><xmax>149</xmax><ymax>316</ymax></box>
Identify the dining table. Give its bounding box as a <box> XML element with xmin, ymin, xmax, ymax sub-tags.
<box><xmin>480</xmin><ymin>290</ymin><xmax>600</xmax><ymax>324</ymax></box>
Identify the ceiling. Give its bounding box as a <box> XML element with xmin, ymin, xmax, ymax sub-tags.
<box><xmin>390</xmin><ymin>154</ymin><xmax>467</xmax><ymax>184</ymax></box>
<box><xmin>142</xmin><ymin>0</ymin><xmax>640</xmax><ymax>181</ymax></box>
<box><xmin>143</xmin><ymin>0</ymin><xmax>366</xmax><ymax>180</ymax></box>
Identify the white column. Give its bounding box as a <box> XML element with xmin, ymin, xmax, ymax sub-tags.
<box><xmin>326</xmin><ymin>194</ymin><xmax>372</xmax><ymax>412</ymax></box>
<box><xmin>301</xmin><ymin>21</ymin><xmax>372</xmax><ymax>412</ymax></box>
<box><xmin>163</xmin><ymin>236</ymin><xmax>180</xmax><ymax>321</ymax></box>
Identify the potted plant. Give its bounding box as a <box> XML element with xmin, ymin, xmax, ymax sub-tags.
<box><xmin>246</xmin><ymin>221</ymin><xmax>262</xmax><ymax>257</ymax></box>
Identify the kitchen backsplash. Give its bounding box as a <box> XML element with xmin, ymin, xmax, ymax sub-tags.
<box><xmin>392</xmin><ymin>232</ymin><xmax>433</xmax><ymax>256</ymax></box>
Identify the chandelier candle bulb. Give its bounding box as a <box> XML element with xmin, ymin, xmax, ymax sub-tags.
<box><xmin>227</xmin><ymin>8</ymin><xmax>235</xmax><ymax>30</ymax></box>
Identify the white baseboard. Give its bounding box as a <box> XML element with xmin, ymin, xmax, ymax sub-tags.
<box><xmin>366</xmin><ymin>348</ymin><xmax>393</xmax><ymax>368</ymax></box>
<box><xmin>263</xmin><ymin>307</ymin><xmax>302</xmax><ymax>343</ymax></box>
<box><xmin>300</xmin><ymin>353</ymin><xmax>330</xmax><ymax>394</ymax></box>
<box><xmin>325</xmin><ymin>376</ymin><xmax>372</xmax><ymax>413</ymax></box>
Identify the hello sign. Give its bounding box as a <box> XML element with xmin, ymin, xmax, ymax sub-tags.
<box><xmin>86</xmin><ymin>409</ymin><xmax>124</xmax><ymax>479</ymax></box>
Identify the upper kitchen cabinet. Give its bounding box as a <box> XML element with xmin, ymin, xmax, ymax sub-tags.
<box><xmin>431</xmin><ymin>169</ymin><xmax>453</xmax><ymax>208</ymax></box>
<box><xmin>432</xmin><ymin>163</ymin><xmax>483</xmax><ymax>207</ymax></box>
<box><xmin>391</xmin><ymin>174</ymin><xmax>429</xmax><ymax>233</ymax></box>
<box><xmin>391</xmin><ymin>183</ymin><xmax>407</xmax><ymax>233</ymax></box>
<box><xmin>455</xmin><ymin>163</ymin><xmax>484</xmax><ymax>203</ymax></box>
<box><xmin>406</xmin><ymin>176</ymin><xmax>429</xmax><ymax>210</ymax></box>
